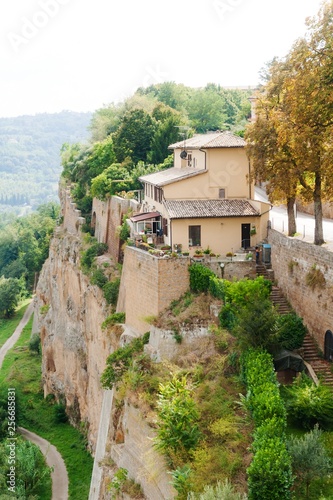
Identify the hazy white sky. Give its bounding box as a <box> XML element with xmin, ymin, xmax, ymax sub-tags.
<box><xmin>0</xmin><ymin>0</ymin><xmax>325</xmax><ymax>117</ymax></box>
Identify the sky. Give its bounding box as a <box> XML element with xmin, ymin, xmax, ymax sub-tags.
<box><xmin>0</xmin><ymin>0</ymin><xmax>326</xmax><ymax>118</ymax></box>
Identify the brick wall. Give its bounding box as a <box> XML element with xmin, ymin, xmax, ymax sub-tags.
<box><xmin>118</xmin><ymin>247</ymin><xmax>190</xmax><ymax>334</ymax></box>
<box><xmin>268</xmin><ymin>229</ymin><xmax>333</xmax><ymax>350</ymax></box>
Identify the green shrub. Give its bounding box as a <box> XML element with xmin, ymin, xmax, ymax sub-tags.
<box><xmin>208</xmin><ymin>276</ymin><xmax>229</xmax><ymax>300</ymax></box>
<box><xmin>103</xmin><ymin>278</ymin><xmax>121</xmax><ymax>306</ymax></box>
<box><xmin>100</xmin><ymin>332</ymin><xmax>150</xmax><ymax>388</ymax></box>
<box><xmin>29</xmin><ymin>334</ymin><xmax>41</xmax><ymax>355</ymax></box>
<box><xmin>233</xmin><ymin>297</ymin><xmax>278</xmax><ymax>351</ymax></box>
<box><xmin>102</xmin><ymin>312</ymin><xmax>126</xmax><ymax>330</ymax></box>
<box><xmin>90</xmin><ymin>268</ymin><xmax>108</xmax><ymax>288</ymax></box>
<box><xmin>155</xmin><ymin>375</ymin><xmax>201</xmax><ymax>462</ymax></box>
<box><xmin>81</xmin><ymin>242</ymin><xmax>108</xmax><ymax>270</ymax></box>
<box><xmin>118</xmin><ymin>219</ymin><xmax>131</xmax><ymax>241</ymax></box>
<box><xmin>189</xmin><ymin>264</ymin><xmax>216</xmax><ymax>293</ymax></box>
<box><xmin>54</xmin><ymin>403</ymin><xmax>68</xmax><ymax>423</ymax></box>
<box><xmin>188</xmin><ymin>479</ymin><xmax>247</xmax><ymax>499</ymax></box>
<box><xmin>247</xmin><ymin>435</ymin><xmax>293</xmax><ymax>500</ymax></box>
<box><xmin>283</xmin><ymin>375</ymin><xmax>333</xmax><ymax>430</ymax></box>
<box><xmin>287</xmin><ymin>425</ymin><xmax>331</xmax><ymax>498</ymax></box>
<box><xmin>218</xmin><ymin>277</ymin><xmax>272</xmax><ymax>335</ymax></box>
<box><xmin>276</xmin><ymin>313</ymin><xmax>307</xmax><ymax>351</ymax></box>
<box><xmin>169</xmin><ymin>465</ymin><xmax>192</xmax><ymax>499</ymax></box>
<box><xmin>242</xmin><ymin>349</ymin><xmax>293</xmax><ymax>499</ymax></box>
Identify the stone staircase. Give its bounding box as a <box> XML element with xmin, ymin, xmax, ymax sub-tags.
<box><xmin>270</xmin><ymin>286</ymin><xmax>292</xmax><ymax>315</ymax></box>
<box><xmin>300</xmin><ymin>334</ymin><xmax>333</xmax><ymax>388</ymax></box>
<box><xmin>257</xmin><ymin>262</ymin><xmax>333</xmax><ymax>388</ymax></box>
<box><xmin>255</xmin><ymin>263</ymin><xmax>269</xmax><ymax>279</ymax></box>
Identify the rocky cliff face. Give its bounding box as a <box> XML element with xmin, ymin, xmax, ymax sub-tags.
<box><xmin>35</xmin><ymin>227</ymin><xmax>112</xmax><ymax>450</ymax></box>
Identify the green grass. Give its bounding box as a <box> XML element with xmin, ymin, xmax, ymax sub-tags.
<box><xmin>0</xmin><ymin>299</ymin><xmax>31</xmax><ymax>348</ymax></box>
<box><xmin>0</xmin><ymin>316</ymin><xmax>93</xmax><ymax>499</ymax></box>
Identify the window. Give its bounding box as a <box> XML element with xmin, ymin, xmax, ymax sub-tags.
<box><xmin>187</xmin><ymin>153</ymin><xmax>192</xmax><ymax>167</ymax></box>
<box><xmin>219</xmin><ymin>188</ymin><xmax>226</xmax><ymax>199</ymax></box>
<box><xmin>189</xmin><ymin>225</ymin><xmax>201</xmax><ymax>246</ymax></box>
<box><xmin>154</xmin><ymin>186</ymin><xmax>162</xmax><ymax>203</ymax></box>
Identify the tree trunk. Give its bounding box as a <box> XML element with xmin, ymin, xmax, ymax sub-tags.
<box><xmin>287</xmin><ymin>196</ymin><xmax>297</xmax><ymax>236</ymax></box>
<box><xmin>313</xmin><ymin>171</ymin><xmax>324</xmax><ymax>245</ymax></box>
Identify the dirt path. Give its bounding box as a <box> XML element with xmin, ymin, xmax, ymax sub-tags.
<box><xmin>0</xmin><ymin>300</ymin><xmax>69</xmax><ymax>499</ymax></box>
<box><xmin>0</xmin><ymin>300</ymin><xmax>34</xmax><ymax>369</ymax></box>
<box><xmin>18</xmin><ymin>427</ymin><xmax>69</xmax><ymax>500</ymax></box>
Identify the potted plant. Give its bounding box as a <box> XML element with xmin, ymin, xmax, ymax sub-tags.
<box><xmin>193</xmin><ymin>249</ymin><xmax>204</xmax><ymax>259</ymax></box>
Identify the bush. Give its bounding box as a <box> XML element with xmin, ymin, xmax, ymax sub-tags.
<box><xmin>242</xmin><ymin>349</ymin><xmax>293</xmax><ymax>499</ymax></box>
<box><xmin>155</xmin><ymin>375</ymin><xmax>201</xmax><ymax>462</ymax></box>
<box><xmin>118</xmin><ymin>219</ymin><xmax>131</xmax><ymax>241</ymax></box>
<box><xmin>100</xmin><ymin>332</ymin><xmax>150</xmax><ymax>388</ymax></box>
<box><xmin>81</xmin><ymin>242</ymin><xmax>108</xmax><ymax>270</ymax></box>
<box><xmin>90</xmin><ymin>268</ymin><xmax>108</xmax><ymax>288</ymax></box>
<box><xmin>29</xmin><ymin>334</ymin><xmax>41</xmax><ymax>355</ymax></box>
<box><xmin>218</xmin><ymin>277</ymin><xmax>272</xmax><ymax>335</ymax></box>
<box><xmin>188</xmin><ymin>479</ymin><xmax>247</xmax><ymax>499</ymax></box>
<box><xmin>103</xmin><ymin>278</ymin><xmax>121</xmax><ymax>306</ymax></box>
<box><xmin>189</xmin><ymin>264</ymin><xmax>216</xmax><ymax>293</ymax></box>
<box><xmin>247</xmin><ymin>436</ymin><xmax>293</xmax><ymax>500</ymax></box>
<box><xmin>102</xmin><ymin>312</ymin><xmax>126</xmax><ymax>330</ymax></box>
<box><xmin>287</xmin><ymin>425</ymin><xmax>331</xmax><ymax>498</ymax></box>
<box><xmin>283</xmin><ymin>375</ymin><xmax>333</xmax><ymax>430</ymax></box>
<box><xmin>233</xmin><ymin>297</ymin><xmax>278</xmax><ymax>351</ymax></box>
<box><xmin>208</xmin><ymin>276</ymin><xmax>229</xmax><ymax>300</ymax></box>
<box><xmin>54</xmin><ymin>403</ymin><xmax>68</xmax><ymax>423</ymax></box>
<box><xmin>276</xmin><ymin>313</ymin><xmax>307</xmax><ymax>351</ymax></box>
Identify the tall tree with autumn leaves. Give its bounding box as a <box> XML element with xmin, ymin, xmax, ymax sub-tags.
<box><xmin>246</xmin><ymin>1</ymin><xmax>333</xmax><ymax>244</ymax></box>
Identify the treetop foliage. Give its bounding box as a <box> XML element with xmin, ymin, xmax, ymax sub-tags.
<box><xmin>246</xmin><ymin>0</ymin><xmax>333</xmax><ymax>244</ymax></box>
<box><xmin>61</xmin><ymin>82</ymin><xmax>252</xmax><ymax>206</ymax></box>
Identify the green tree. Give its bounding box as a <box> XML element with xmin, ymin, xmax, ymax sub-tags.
<box><xmin>0</xmin><ymin>276</ymin><xmax>21</xmax><ymax>317</ymax></box>
<box><xmin>187</xmin><ymin>88</ymin><xmax>227</xmax><ymax>133</ymax></box>
<box><xmin>91</xmin><ymin>164</ymin><xmax>131</xmax><ymax>200</ymax></box>
<box><xmin>287</xmin><ymin>425</ymin><xmax>331</xmax><ymax>498</ymax></box>
<box><xmin>150</xmin><ymin>113</ymin><xmax>183</xmax><ymax>164</ymax></box>
<box><xmin>113</xmin><ymin>109</ymin><xmax>155</xmax><ymax>164</ymax></box>
<box><xmin>246</xmin><ymin>2</ymin><xmax>333</xmax><ymax>245</ymax></box>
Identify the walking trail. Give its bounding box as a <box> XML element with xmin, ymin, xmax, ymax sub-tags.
<box><xmin>0</xmin><ymin>300</ymin><xmax>69</xmax><ymax>500</ymax></box>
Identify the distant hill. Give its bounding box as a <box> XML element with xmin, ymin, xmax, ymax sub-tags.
<box><xmin>0</xmin><ymin>111</ymin><xmax>92</xmax><ymax>217</ymax></box>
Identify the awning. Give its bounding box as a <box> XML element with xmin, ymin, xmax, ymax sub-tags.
<box><xmin>130</xmin><ymin>211</ymin><xmax>161</xmax><ymax>222</ymax></box>
<box><xmin>274</xmin><ymin>350</ymin><xmax>305</xmax><ymax>372</ymax></box>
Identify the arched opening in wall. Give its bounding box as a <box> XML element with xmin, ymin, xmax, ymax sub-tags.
<box><xmin>324</xmin><ymin>330</ymin><xmax>333</xmax><ymax>362</ymax></box>
<box><xmin>91</xmin><ymin>211</ymin><xmax>97</xmax><ymax>236</ymax></box>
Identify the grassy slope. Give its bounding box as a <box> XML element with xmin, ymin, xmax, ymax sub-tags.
<box><xmin>0</xmin><ymin>315</ymin><xmax>93</xmax><ymax>500</ymax></box>
<box><xmin>0</xmin><ymin>299</ymin><xmax>31</xmax><ymax>348</ymax></box>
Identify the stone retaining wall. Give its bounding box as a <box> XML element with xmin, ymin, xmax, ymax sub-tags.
<box><xmin>118</xmin><ymin>248</ymin><xmax>190</xmax><ymax>334</ymax></box>
<box><xmin>268</xmin><ymin>229</ymin><xmax>333</xmax><ymax>350</ymax></box>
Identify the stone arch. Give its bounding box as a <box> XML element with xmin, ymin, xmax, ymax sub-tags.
<box><xmin>324</xmin><ymin>330</ymin><xmax>333</xmax><ymax>362</ymax></box>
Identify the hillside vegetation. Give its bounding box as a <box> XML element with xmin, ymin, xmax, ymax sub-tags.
<box><xmin>0</xmin><ymin>111</ymin><xmax>91</xmax><ymax>220</ymax></box>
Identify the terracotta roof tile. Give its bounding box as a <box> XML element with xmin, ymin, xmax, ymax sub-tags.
<box><xmin>164</xmin><ymin>199</ymin><xmax>259</xmax><ymax>219</ymax></box>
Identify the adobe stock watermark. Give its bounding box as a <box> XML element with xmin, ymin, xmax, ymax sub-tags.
<box><xmin>212</xmin><ymin>0</ymin><xmax>244</xmax><ymax>22</ymax></box>
<box><xmin>7</xmin><ymin>0</ymin><xmax>72</xmax><ymax>52</ymax></box>
<box><xmin>7</xmin><ymin>388</ymin><xmax>16</xmax><ymax>494</ymax></box>
<box><xmin>118</xmin><ymin>64</ymin><xmax>169</xmax><ymax>103</ymax></box>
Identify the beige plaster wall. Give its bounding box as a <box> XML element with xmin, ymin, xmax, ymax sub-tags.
<box><xmin>171</xmin><ymin>216</ymin><xmax>264</xmax><ymax>255</ymax></box>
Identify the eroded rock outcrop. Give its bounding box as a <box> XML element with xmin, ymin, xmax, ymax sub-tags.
<box><xmin>35</xmin><ymin>228</ymin><xmax>112</xmax><ymax>451</ymax></box>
